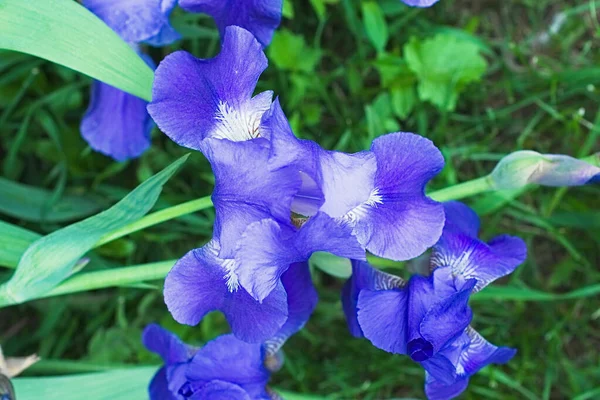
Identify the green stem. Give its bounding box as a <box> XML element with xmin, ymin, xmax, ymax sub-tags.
<box><xmin>94</xmin><ymin>196</ymin><xmax>212</xmax><ymax>247</ymax></box>
<box><xmin>428</xmin><ymin>175</ymin><xmax>493</xmax><ymax>202</ymax></box>
<box><xmin>43</xmin><ymin>260</ymin><xmax>176</xmax><ymax>299</ymax></box>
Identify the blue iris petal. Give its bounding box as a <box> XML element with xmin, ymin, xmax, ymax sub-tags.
<box><xmin>179</xmin><ymin>0</ymin><xmax>283</xmax><ymax>47</ymax></box>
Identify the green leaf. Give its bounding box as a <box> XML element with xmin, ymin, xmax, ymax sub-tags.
<box><xmin>0</xmin><ymin>177</ymin><xmax>103</xmax><ymax>223</ymax></box>
<box><xmin>0</xmin><ymin>155</ymin><xmax>188</xmax><ymax>305</ymax></box>
<box><xmin>473</xmin><ymin>284</ymin><xmax>600</xmax><ymax>302</ymax></box>
<box><xmin>0</xmin><ymin>221</ymin><xmax>40</xmax><ymax>269</ymax></box>
<box><xmin>269</xmin><ymin>30</ymin><xmax>322</xmax><ymax>73</ymax></box>
<box><xmin>362</xmin><ymin>2</ymin><xmax>388</xmax><ymax>53</ymax></box>
<box><xmin>0</xmin><ymin>0</ymin><xmax>153</xmax><ymax>100</ymax></box>
<box><xmin>404</xmin><ymin>34</ymin><xmax>487</xmax><ymax>111</ymax></box>
<box><xmin>310</xmin><ymin>252</ymin><xmax>351</xmax><ymax>278</ymax></box>
<box><xmin>12</xmin><ymin>367</ymin><xmax>157</xmax><ymax>400</ymax></box>
<box><xmin>391</xmin><ymin>85</ymin><xmax>417</xmax><ymax>119</ymax></box>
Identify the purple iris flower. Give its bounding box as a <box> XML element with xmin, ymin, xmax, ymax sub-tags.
<box><xmin>82</xmin><ymin>0</ymin><xmax>180</xmax><ymax>161</ymax></box>
<box><xmin>143</xmin><ymin>324</ymin><xmax>279</xmax><ymax>399</ymax></box>
<box><xmin>402</xmin><ymin>0</ymin><xmax>440</xmax><ymax>7</ymax></box>
<box><xmin>343</xmin><ymin>202</ymin><xmax>526</xmax><ymax>398</ymax></box>
<box><xmin>266</xmin><ymin>100</ymin><xmax>446</xmax><ymax>262</ymax></box>
<box><xmin>148</xmin><ymin>26</ymin><xmax>273</xmax><ymax>150</ymax></box>
<box><xmin>179</xmin><ymin>0</ymin><xmax>283</xmax><ymax>47</ymax></box>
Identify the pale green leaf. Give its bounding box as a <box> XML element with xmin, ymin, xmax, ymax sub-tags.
<box><xmin>0</xmin><ymin>177</ymin><xmax>102</xmax><ymax>223</ymax></box>
<box><xmin>362</xmin><ymin>2</ymin><xmax>388</xmax><ymax>53</ymax></box>
<box><xmin>404</xmin><ymin>34</ymin><xmax>487</xmax><ymax>111</ymax></box>
<box><xmin>0</xmin><ymin>155</ymin><xmax>188</xmax><ymax>305</ymax></box>
<box><xmin>391</xmin><ymin>85</ymin><xmax>417</xmax><ymax>119</ymax></box>
<box><xmin>12</xmin><ymin>367</ymin><xmax>157</xmax><ymax>400</ymax></box>
<box><xmin>0</xmin><ymin>0</ymin><xmax>153</xmax><ymax>100</ymax></box>
<box><xmin>310</xmin><ymin>252</ymin><xmax>351</xmax><ymax>278</ymax></box>
<box><xmin>0</xmin><ymin>221</ymin><xmax>40</xmax><ymax>269</ymax></box>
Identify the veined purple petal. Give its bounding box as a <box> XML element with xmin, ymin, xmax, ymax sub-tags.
<box><xmin>432</xmin><ymin>202</ymin><xmax>527</xmax><ymax>293</ymax></box>
<box><xmin>402</xmin><ymin>0</ymin><xmax>440</xmax><ymax>7</ymax></box>
<box><xmin>424</xmin><ymin>327</ymin><xmax>516</xmax><ymax>399</ymax></box>
<box><xmin>179</xmin><ymin>0</ymin><xmax>283</xmax><ymax>47</ymax></box>
<box><xmin>353</xmin><ymin>132</ymin><xmax>445</xmax><ymax>261</ymax></box>
<box><xmin>342</xmin><ymin>260</ymin><xmax>405</xmax><ymax>337</ymax></box>
<box><xmin>148</xmin><ymin>26</ymin><xmax>271</xmax><ymax>150</ymax></box>
<box><xmin>235</xmin><ymin>213</ymin><xmax>364</xmax><ymax>302</ymax></box>
<box><xmin>187</xmin><ymin>334</ymin><xmax>270</xmax><ymax>399</ymax></box>
<box><xmin>203</xmin><ymin>138</ymin><xmax>301</xmax><ymax>259</ymax></box>
<box><xmin>81</xmin><ymin>80</ymin><xmax>153</xmax><ymax>161</ymax></box>
<box><xmin>149</xmin><ymin>367</ymin><xmax>179</xmax><ymax>400</ymax></box>
<box><xmin>84</xmin><ymin>0</ymin><xmax>180</xmax><ymax>45</ymax></box>
<box><xmin>189</xmin><ymin>381</ymin><xmax>251</xmax><ymax>400</ymax></box>
<box><xmin>164</xmin><ymin>242</ymin><xmax>288</xmax><ymax>343</ymax></box>
<box><xmin>142</xmin><ymin>324</ymin><xmax>195</xmax><ymax>365</ymax></box>
<box><xmin>264</xmin><ymin>262</ymin><xmax>318</xmax><ymax>356</ymax></box>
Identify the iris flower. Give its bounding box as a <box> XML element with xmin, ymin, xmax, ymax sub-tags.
<box><xmin>402</xmin><ymin>0</ymin><xmax>440</xmax><ymax>7</ymax></box>
<box><xmin>82</xmin><ymin>0</ymin><xmax>180</xmax><ymax>161</ymax></box>
<box><xmin>143</xmin><ymin>324</ymin><xmax>280</xmax><ymax>399</ymax></box>
<box><xmin>343</xmin><ymin>202</ymin><xmax>526</xmax><ymax>399</ymax></box>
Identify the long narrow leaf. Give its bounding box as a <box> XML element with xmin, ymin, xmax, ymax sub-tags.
<box><xmin>0</xmin><ymin>0</ymin><xmax>153</xmax><ymax>100</ymax></box>
<box><xmin>0</xmin><ymin>221</ymin><xmax>40</xmax><ymax>269</ymax></box>
<box><xmin>0</xmin><ymin>155</ymin><xmax>188</xmax><ymax>305</ymax></box>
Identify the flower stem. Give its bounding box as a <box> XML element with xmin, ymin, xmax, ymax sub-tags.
<box><xmin>428</xmin><ymin>175</ymin><xmax>493</xmax><ymax>203</ymax></box>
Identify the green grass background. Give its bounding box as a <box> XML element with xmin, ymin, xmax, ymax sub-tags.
<box><xmin>1</xmin><ymin>0</ymin><xmax>599</xmax><ymax>398</ymax></box>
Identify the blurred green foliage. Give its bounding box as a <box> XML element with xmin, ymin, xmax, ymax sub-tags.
<box><xmin>1</xmin><ymin>0</ymin><xmax>599</xmax><ymax>399</ymax></box>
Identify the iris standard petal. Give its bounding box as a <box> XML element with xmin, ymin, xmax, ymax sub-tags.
<box><xmin>81</xmin><ymin>80</ymin><xmax>153</xmax><ymax>161</ymax></box>
<box><xmin>148</xmin><ymin>26</ymin><xmax>270</xmax><ymax>149</ymax></box>
<box><xmin>142</xmin><ymin>324</ymin><xmax>194</xmax><ymax>365</ymax></box>
<box><xmin>164</xmin><ymin>242</ymin><xmax>288</xmax><ymax>343</ymax></box>
<box><xmin>179</xmin><ymin>0</ymin><xmax>283</xmax><ymax>47</ymax></box>
<box><xmin>187</xmin><ymin>334</ymin><xmax>270</xmax><ymax>398</ymax></box>
<box><xmin>342</xmin><ymin>260</ymin><xmax>405</xmax><ymax>337</ymax></box>
<box><xmin>353</xmin><ymin>132</ymin><xmax>445</xmax><ymax>261</ymax></box>
<box><xmin>264</xmin><ymin>262</ymin><xmax>318</xmax><ymax>355</ymax></box>
<box><xmin>83</xmin><ymin>0</ymin><xmax>180</xmax><ymax>45</ymax></box>
<box><xmin>432</xmin><ymin>202</ymin><xmax>527</xmax><ymax>293</ymax></box>
<box><xmin>149</xmin><ymin>367</ymin><xmax>178</xmax><ymax>400</ymax></box>
<box><xmin>203</xmin><ymin>138</ymin><xmax>301</xmax><ymax>259</ymax></box>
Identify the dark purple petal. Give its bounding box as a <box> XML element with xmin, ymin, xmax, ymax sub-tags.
<box><xmin>264</xmin><ymin>262</ymin><xmax>318</xmax><ymax>355</ymax></box>
<box><xmin>164</xmin><ymin>242</ymin><xmax>288</xmax><ymax>343</ymax></box>
<box><xmin>342</xmin><ymin>260</ymin><xmax>405</xmax><ymax>337</ymax></box>
<box><xmin>149</xmin><ymin>367</ymin><xmax>178</xmax><ymax>400</ymax></box>
<box><xmin>189</xmin><ymin>380</ymin><xmax>251</xmax><ymax>400</ymax></box>
<box><xmin>432</xmin><ymin>202</ymin><xmax>527</xmax><ymax>293</ymax></box>
<box><xmin>420</xmin><ymin>355</ymin><xmax>458</xmax><ymax>385</ymax></box>
<box><xmin>418</xmin><ymin>278</ymin><xmax>475</xmax><ymax>354</ymax></box>
<box><xmin>187</xmin><ymin>334</ymin><xmax>270</xmax><ymax>398</ymax></box>
<box><xmin>402</xmin><ymin>0</ymin><xmax>440</xmax><ymax>7</ymax></box>
<box><xmin>357</xmin><ymin>288</ymin><xmax>409</xmax><ymax>354</ymax></box>
<box><xmin>142</xmin><ymin>324</ymin><xmax>194</xmax><ymax>365</ymax></box>
<box><xmin>179</xmin><ymin>0</ymin><xmax>283</xmax><ymax>47</ymax></box>
<box><xmin>204</xmin><ymin>138</ymin><xmax>301</xmax><ymax>258</ymax></box>
<box><xmin>148</xmin><ymin>27</ymin><xmax>270</xmax><ymax>149</ymax></box>
<box><xmin>353</xmin><ymin>132</ymin><xmax>445</xmax><ymax>261</ymax></box>
<box><xmin>424</xmin><ymin>372</ymin><xmax>469</xmax><ymax>400</ymax></box>
<box><xmin>81</xmin><ymin>80</ymin><xmax>152</xmax><ymax>161</ymax></box>
<box><xmin>84</xmin><ymin>0</ymin><xmax>180</xmax><ymax>45</ymax></box>
<box><xmin>442</xmin><ymin>201</ymin><xmax>480</xmax><ymax>237</ymax></box>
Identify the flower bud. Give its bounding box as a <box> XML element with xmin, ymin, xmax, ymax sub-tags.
<box><xmin>490</xmin><ymin>151</ymin><xmax>600</xmax><ymax>190</ymax></box>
